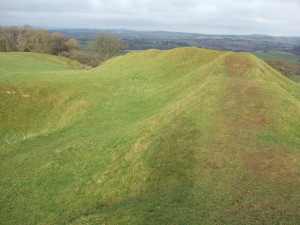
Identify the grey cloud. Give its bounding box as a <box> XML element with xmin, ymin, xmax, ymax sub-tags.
<box><xmin>0</xmin><ymin>0</ymin><xmax>299</xmax><ymax>36</ymax></box>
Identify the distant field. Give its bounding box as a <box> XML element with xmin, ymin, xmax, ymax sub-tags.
<box><xmin>252</xmin><ymin>49</ymin><xmax>300</xmax><ymax>65</ymax></box>
<box><xmin>1</xmin><ymin>48</ymin><xmax>299</xmax><ymax>224</ymax></box>
<box><xmin>51</xmin><ymin>28</ymin><xmax>300</xmax><ymax>52</ymax></box>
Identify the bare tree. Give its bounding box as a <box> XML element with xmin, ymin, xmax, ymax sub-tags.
<box><xmin>0</xmin><ymin>26</ymin><xmax>19</xmax><ymax>51</ymax></box>
<box><xmin>91</xmin><ymin>32</ymin><xmax>126</xmax><ymax>61</ymax></box>
<box><xmin>17</xmin><ymin>29</ymin><xmax>51</xmax><ymax>53</ymax></box>
<box><xmin>0</xmin><ymin>25</ymin><xmax>100</xmax><ymax>68</ymax></box>
<box><xmin>65</xmin><ymin>38</ymin><xmax>80</xmax><ymax>52</ymax></box>
<box><xmin>50</xmin><ymin>32</ymin><xmax>68</xmax><ymax>55</ymax></box>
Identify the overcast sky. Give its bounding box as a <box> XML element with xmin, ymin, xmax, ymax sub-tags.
<box><xmin>0</xmin><ymin>0</ymin><xmax>299</xmax><ymax>36</ymax></box>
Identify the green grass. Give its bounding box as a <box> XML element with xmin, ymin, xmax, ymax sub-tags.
<box><xmin>252</xmin><ymin>49</ymin><xmax>300</xmax><ymax>65</ymax></box>
<box><xmin>0</xmin><ymin>52</ymin><xmax>82</xmax><ymax>72</ymax></box>
<box><xmin>0</xmin><ymin>48</ymin><xmax>300</xmax><ymax>224</ymax></box>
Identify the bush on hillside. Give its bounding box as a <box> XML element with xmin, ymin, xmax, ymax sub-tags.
<box><xmin>60</xmin><ymin>50</ymin><xmax>101</xmax><ymax>68</ymax></box>
<box><xmin>91</xmin><ymin>32</ymin><xmax>126</xmax><ymax>61</ymax></box>
<box><xmin>265</xmin><ymin>57</ymin><xmax>300</xmax><ymax>81</ymax></box>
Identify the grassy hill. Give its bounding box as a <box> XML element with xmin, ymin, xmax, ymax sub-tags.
<box><xmin>0</xmin><ymin>48</ymin><xmax>300</xmax><ymax>224</ymax></box>
<box><xmin>0</xmin><ymin>52</ymin><xmax>82</xmax><ymax>73</ymax></box>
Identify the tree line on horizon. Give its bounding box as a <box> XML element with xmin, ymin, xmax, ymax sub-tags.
<box><xmin>0</xmin><ymin>25</ymin><xmax>126</xmax><ymax>68</ymax></box>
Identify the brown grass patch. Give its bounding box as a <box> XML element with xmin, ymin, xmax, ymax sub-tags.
<box><xmin>241</xmin><ymin>148</ymin><xmax>300</xmax><ymax>183</ymax></box>
<box><xmin>223</xmin><ymin>80</ymin><xmax>269</xmax><ymax>130</ymax></box>
<box><xmin>220</xmin><ymin>56</ymin><xmax>300</xmax><ymax>183</ymax></box>
<box><xmin>225</xmin><ymin>53</ymin><xmax>253</xmax><ymax>77</ymax></box>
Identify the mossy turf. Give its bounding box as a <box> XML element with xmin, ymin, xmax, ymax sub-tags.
<box><xmin>0</xmin><ymin>48</ymin><xmax>300</xmax><ymax>224</ymax></box>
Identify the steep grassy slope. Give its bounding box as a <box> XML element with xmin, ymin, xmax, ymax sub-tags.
<box><xmin>0</xmin><ymin>48</ymin><xmax>299</xmax><ymax>224</ymax></box>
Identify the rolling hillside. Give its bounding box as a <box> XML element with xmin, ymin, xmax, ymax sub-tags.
<box><xmin>0</xmin><ymin>52</ymin><xmax>82</xmax><ymax>73</ymax></box>
<box><xmin>0</xmin><ymin>48</ymin><xmax>300</xmax><ymax>224</ymax></box>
